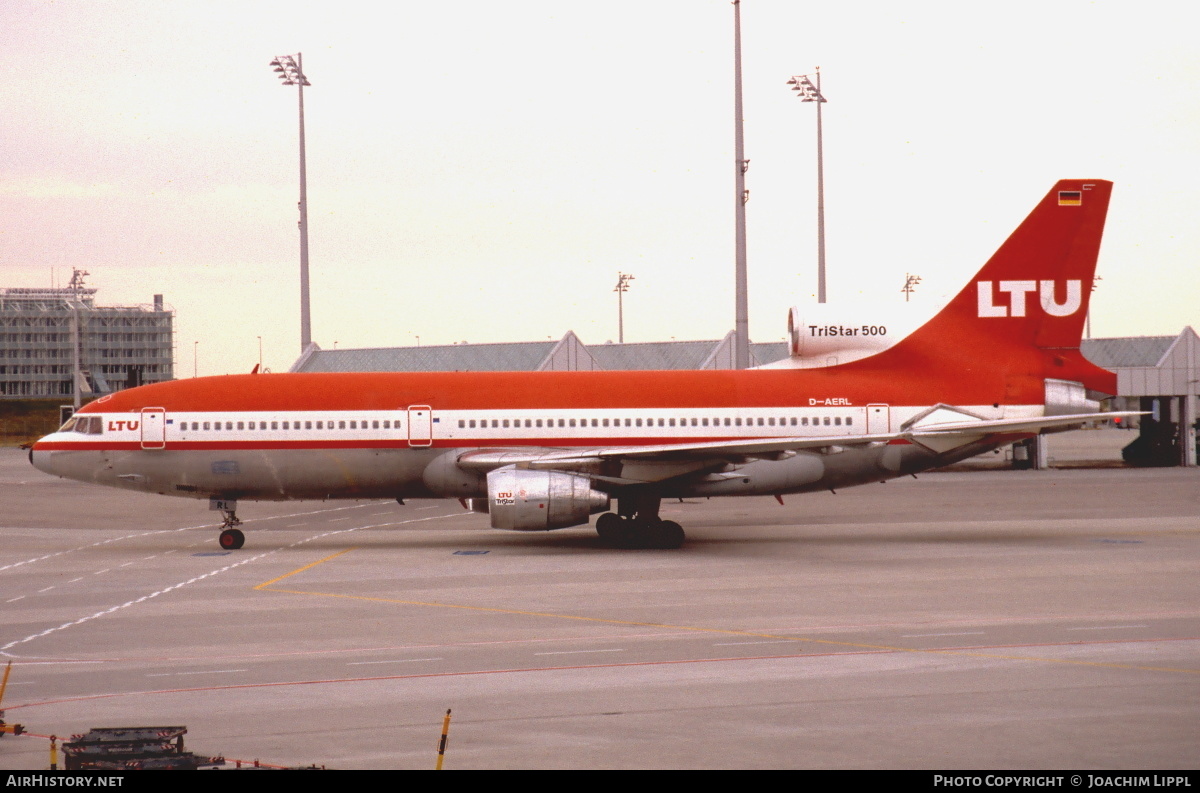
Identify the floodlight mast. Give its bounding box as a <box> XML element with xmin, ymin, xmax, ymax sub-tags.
<box><xmin>614</xmin><ymin>272</ymin><xmax>635</xmax><ymax>344</ymax></box>
<box><xmin>732</xmin><ymin>1</ymin><xmax>750</xmax><ymax>369</ymax></box>
<box><xmin>787</xmin><ymin>70</ymin><xmax>827</xmax><ymax>303</ymax></box>
<box><xmin>269</xmin><ymin>53</ymin><xmax>312</xmax><ymax>353</ymax></box>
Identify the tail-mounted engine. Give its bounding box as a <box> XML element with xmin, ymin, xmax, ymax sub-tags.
<box><xmin>775</xmin><ymin>303</ymin><xmax>925</xmax><ymax>366</ymax></box>
<box><xmin>486</xmin><ymin>466</ymin><xmax>610</xmax><ymax>531</ymax></box>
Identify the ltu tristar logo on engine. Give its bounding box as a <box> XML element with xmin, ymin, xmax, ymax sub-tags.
<box><xmin>976</xmin><ymin>280</ymin><xmax>1082</xmax><ymax>318</ymax></box>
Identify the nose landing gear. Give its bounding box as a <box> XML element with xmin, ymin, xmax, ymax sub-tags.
<box><xmin>217</xmin><ymin>507</ymin><xmax>244</xmax><ymax>550</ymax></box>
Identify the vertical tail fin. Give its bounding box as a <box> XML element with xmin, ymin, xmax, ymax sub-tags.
<box><xmin>893</xmin><ymin>179</ymin><xmax>1115</xmax><ymax>393</ymax></box>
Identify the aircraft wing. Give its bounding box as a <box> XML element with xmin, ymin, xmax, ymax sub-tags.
<box><xmin>454</xmin><ymin>411</ymin><xmax>1137</xmax><ymax>480</ymax></box>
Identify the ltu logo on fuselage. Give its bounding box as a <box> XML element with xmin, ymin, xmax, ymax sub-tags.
<box><xmin>976</xmin><ymin>280</ymin><xmax>1082</xmax><ymax>318</ymax></box>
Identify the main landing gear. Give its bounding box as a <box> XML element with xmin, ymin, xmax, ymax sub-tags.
<box><xmin>595</xmin><ymin>491</ymin><xmax>685</xmax><ymax>550</ymax></box>
<box><xmin>218</xmin><ymin>507</ymin><xmax>244</xmax><ymax>551</ymax></box>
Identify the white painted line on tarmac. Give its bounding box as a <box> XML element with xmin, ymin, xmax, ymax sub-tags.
<box><xmin>713</xmin><ymin>640</ymin><xmax>798</xmax><ymax>646</ymax></box>
<box><xmin>2</xmin><ymin>550</ymin><xmax>280</xmax><ymax>654</ymax></box>
<box><xmin>347</xmin><ymin>658</ymin><xmax>444</xmax><ymax>665</ymax></box>
<box><xmin>534</xmin><ymin>649</ymin><xmax>625</xmax><ymax>656</ymax></box>
<box><xmin>1065</xmin><ymin>625</ymin><xmax>1148</xmax><ymax>631</ymax></box>
<box><xmin>902</xmin><ymin>631</ymin><xmax>987</xmax><ymax>638</ymax></box>
<box><xmin>0</xmin><ymin>512</ymin><xmax>461</xmax><ymax>657</ymax></box>
<box><xmin>37</xmin><ymin>586</ymin><xmax>54</xmax><ymax>593</ymax></box>
<box><xmin>6</xmin><ymin>596</ymin><xmax>25</xmax><ymax>603</ymax></box>
<box><xmin>146</xmin><ymin>669</ymin><xmax>249</xmax><ymax>677</ymax></box>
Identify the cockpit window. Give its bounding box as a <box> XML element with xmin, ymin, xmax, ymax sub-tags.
<box><xmin>63</xmin><ymin>416</ymin><xmax>103</xmax><ymax>434</ymax></box>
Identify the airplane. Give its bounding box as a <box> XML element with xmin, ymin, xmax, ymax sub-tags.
<box><xmin>30</xmin><ymin>179</ymin><xmax>1130</xmax><ymax>551</ymax></box>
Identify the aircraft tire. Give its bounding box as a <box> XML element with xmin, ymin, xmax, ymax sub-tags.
<box><xmin>219</xmin><ymin>528</ymin><xmax>245</xmax><ymax>550</ymax></box>
<box><xmin>596</xmin><ymin>513</ymin><xmax>629</xmax><ymax>546</ymax></box>
<box><xmin>654</xmin><ymin>520</ymin><xmax>685</xmax><ymax>549</ymax></box>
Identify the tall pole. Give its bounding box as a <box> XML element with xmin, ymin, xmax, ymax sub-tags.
<box><xmin>732</xmin><ymin>1</ymin><xmax>750</xmax><ymax>369</ymax></box>
<box><xmin>270</xmin><ymin>54</ymin><xmax>312</xmax><ymax>353</ymax></box>
<box><xmin>68</xmin><ymin>268</ymin><xmax>88</xmax><ymax>410</ymax></box>
<box><xmin>787</xmin><ymin>71</ymin><xmax>828</xmax><ymax>302</ymax></box>
<box><xmin>814</xmin><ymin>68</ymin><xmax>826</xmax><ymax>303</ymax></box>
<box><xmin>614</xmin><ymin>272</ymin><xmax>635</xmax><ymax>343</ymax></box>
<box><xmin>298</xmin><ymin>54</ymin><xmax>311</xmax><ymax>353</ymax></box>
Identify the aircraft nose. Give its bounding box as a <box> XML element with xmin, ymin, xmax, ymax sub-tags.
<box><xmin>29</xmin><ymin>440</ymin><xmax>55</xmax><ymax>476</ymax></box>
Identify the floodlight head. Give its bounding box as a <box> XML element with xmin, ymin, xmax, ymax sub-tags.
<box><xmin>270</xmin><ymin>54</ymin><xmax>310</xmax><ymax>87</ymax></box>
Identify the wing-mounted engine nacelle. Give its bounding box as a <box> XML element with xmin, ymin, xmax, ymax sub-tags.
<box><xmin>486</xmin><ymin>466</ymin><xmax>610</xmax><ymax>531</ymax></box>
<box><xmin>784</xmin><ymin>304</ymin><xmax>922</xmax><ymax>365</ymax></box>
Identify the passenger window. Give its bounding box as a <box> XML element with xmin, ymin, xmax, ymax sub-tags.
<box><xmin>350</xmin><ymin>420</ymin><xmax>357</xmax><ymax>429</ymax></box>
<box><xmin>536</xmin><ymin>419</ymin><xmax>543</xmax><ymax>428</ymax></box>
<box><xmin>204</xmin><ymin>421</ymin><xmax>212</xmax><ymax>430</ymax></box>
<box><xmin>802</xmin><ymin>417</ymin><xmax>809</xmax><ymax>426</ymax></box>
<box><xmin>503</xmin><ymin>419</ymin><xmax>510</xmax><ymax>428</ymax></box>
<box><xmin>373</xmin><ymin>420</ymin><xmax>380</xmax><ymax>429</ymax></box>
<box><xmin>823</xmin><ymin>417</ymin><xmax>831</xmax><ymax>426</ymax></box>
<box><xmin>315</xmin><ymin>421</ymin><xmax>322</xmax><ymax>429</ymax></box>
<box><xmin>304</xmin><ymin>421</ymin><xmax>312</xmax><ymax>430</ymax></box>
<box><xmin>834</xmin><ymin>417</ymin><xmax>842</xmax><ymax>426</ymax></box>
<box><xmin>846</xmin><ymin>417</ymin><xmax>853</xmax><ymax>426</ymax></box>
<box><xmin>625</xmin><ymin>418</ymin><xmax>632</xmax><ymax>427</ymax></box>
<box><xmin>558</xmin><ymin>419</ymin><xmax>565</xmax><ymax>428</ymax></box>
<box><xmin>282</xmin><ymin>421</ymin><xmax>290</xmax><ymax>430</ymax></box>
<box><xmin>526</xmin><ymin>419</ymin><xmax>532</xmax><ymax>428</ymax></box>
<box><xmin>735</xmin><ymin>418</ymin><xmax>742</xmax><ymax>426</ymax></box>
<box><xmin>636</xmin><ymin>418</ymin><xmax>643</xmax><ymax>427</ymax></box>
<box><xmin>383</xmin><ymin>420</ymin><xmax>391</xmax><ymax>429</ymax></box>
<box><xmin>702</xmin><ymin>418</ymin><xmax>709</xmax><ymax>427</ymax></box>
<box><xmin>591</xmin><ymin>418</ymin><xmax>598</xmax><ymax>428</ymax></box>
<box><xmin>602</xmin><ymin>418</ymin><xmax>610</xmax><ymax>427</ymax></box>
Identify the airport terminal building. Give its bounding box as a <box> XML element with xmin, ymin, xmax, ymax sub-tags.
<box><xmin>0</xmin><ymin>278</ymin><xmax>174</xmax><ymax>399</ymax></box>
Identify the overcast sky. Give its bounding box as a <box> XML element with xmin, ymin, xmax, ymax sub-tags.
<box><xmin>3</xmin><ymin>0</ymin><xmax>1198</xmax><ymax>376</ymax></box>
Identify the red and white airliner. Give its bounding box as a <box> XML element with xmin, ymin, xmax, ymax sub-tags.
<box><xmin>31</xmin><ymin>180</ymin><xmax>1128</xmax><ymax>550</ymax></box>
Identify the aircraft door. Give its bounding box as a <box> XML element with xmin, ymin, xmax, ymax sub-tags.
<box><xmin>407</xmin><ymin>405</ymin><xmax>433</xmax><ymax>447</ymax></box>
<box><xmin>867</xmin><ymin>404</ymin><xmax>890</xmax><ymax>435</ymax></box>
<box><xmin>140</xmin><ymin>407</ymin><xmax>166</xmax><ymax>450</ymax></box>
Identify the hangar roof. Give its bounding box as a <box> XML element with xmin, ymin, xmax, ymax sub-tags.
<box><xmin>1082</xmin><ymin>336</ymin><xmax>1177</xmax><ymax>368</ymax></box>
<box><xmin>291</xmin><ymin>333</ymin><xmax>791</xmax><ymax>373</ymax></box>
<box><xmin>296</xmin><ymin>341</ymin><xmax>557</xmax><ymax>373</ymax></box>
